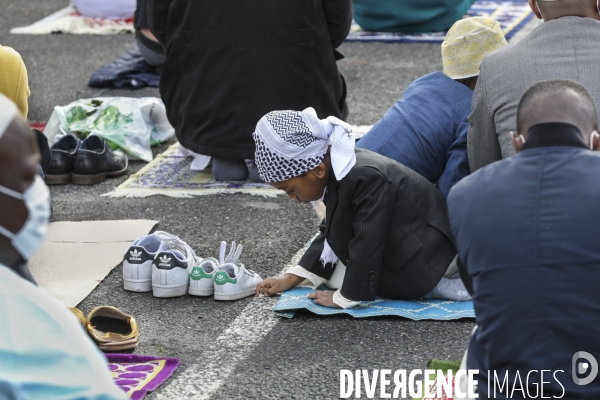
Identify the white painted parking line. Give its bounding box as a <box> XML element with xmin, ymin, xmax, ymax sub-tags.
<box><xmin>155</xmin><ymin>243</ymin><xmax>309</xmax><ymax>399</ymax></box>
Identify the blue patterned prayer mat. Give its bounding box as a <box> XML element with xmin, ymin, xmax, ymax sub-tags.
<box><xmin>346</xmin><ymin>0</ymin><xmax>534</xmax><ymax>43</ymax></box>
<box><xmin>273</xmin><ymin>287</ymin><xmax>475</xmax><ymax>320</ymax></box>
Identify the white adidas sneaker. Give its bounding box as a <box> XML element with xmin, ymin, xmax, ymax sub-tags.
<box><xmin>188</xmin><ymin>257</ymin><xmax>219</xmax><ymax>296</ymax></box>
<box><xmin>213</xmin><ymin>241</ymin><xmax>262</xmax><ymax>301</ymax></box>
<box><xmin>189</xmin><ymin>240</ymin><xmax>248</xmax><ymax>296</ymax></box>
<box><xmin>152</xmin><ymin>239</ymin><xmax>201</xmax><ymax>298</ymax></box>
<box><xmin>122</xmin><ymin>231</ymin><xmax>179</xmax><ymax>292</ymax></box>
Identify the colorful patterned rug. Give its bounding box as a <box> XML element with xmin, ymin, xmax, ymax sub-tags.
<box><xmin>273</xmin><ymin>287</ymin><xmax>475</xmax><ymax>320</ymax></box>
<box><xmin>107</xmin><ymin>354</ymin><xmax>179</xmax><ymax>400</ymax></box>
<box><xmin>103</xmin><ymin>142</ymin><xmax>281</xmax><ymax>198</ymax></box>
<box><xmin>11</xmin><ymin>5</ymin><xmax>134</xmax><ymax>35</ymax></box>
<box><xmin>346</xmin><ymin>0</ymin><xmax>534</xmax><ymax>43</ymax></box>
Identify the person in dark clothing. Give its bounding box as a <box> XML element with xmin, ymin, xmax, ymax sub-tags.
<box><xmin>252</xmin><ymin>108</ymin><xmax>469</xmax><ymax>309</ymax></box>
<box><xmin>134</xmin><ymin>0</ymin><xmax>165</xmax><ymax>69</ymax></box>
<box><xmin>147</xmin><ymin>0</ymin><xmax>351</xmax><ymax>181</ymax></box>
<box><xmin>448</xmin><ymin>80</ymin><xmax>600</xmax><ymax>399</ymax></box>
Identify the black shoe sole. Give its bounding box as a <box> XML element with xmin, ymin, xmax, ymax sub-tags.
<box><xmin>72</xmin><ymin>166</ymin><xmax>128</xmax><ymax>185</ymax></box>
<box><xmin>45</xmin><ymin>173</ymin><xmax>72</xmax><ymax>185</ymax></box>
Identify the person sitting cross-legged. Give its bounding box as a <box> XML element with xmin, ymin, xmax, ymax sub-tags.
<box><xmin>0</xmin><ymin>43</ymin><xmax>29</xmax><ymax>118</ymax></box>
<box><xmin>449</xmin><ymin>80</ymin><xmax>600</xmax><ymax>399</ymax></box>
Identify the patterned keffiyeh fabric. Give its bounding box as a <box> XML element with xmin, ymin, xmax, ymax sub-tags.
<box><xmin>253</xmin><ymin>107</ymin><xmax>356</xmax><ymax>183</ymax></box>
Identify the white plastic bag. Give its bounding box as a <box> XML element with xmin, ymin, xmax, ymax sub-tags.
<box><xmin>45</xmin><ymin>97</ymin><xmax>174</xmax><ymax>162</ymax></box>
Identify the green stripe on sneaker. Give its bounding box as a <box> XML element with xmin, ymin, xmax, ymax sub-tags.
<box><xmin>214</xmin><ymin>271</ymin><xmax>237</xmax><ymax>285</ymax></box>
<box><xmin>190</xmin><ymin>267</ymin><xmax>214</xmax><ymax>281</ymax></box>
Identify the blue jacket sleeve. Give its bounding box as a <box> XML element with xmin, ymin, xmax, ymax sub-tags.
<box><xmin>438</xmin><ymin>116</ymin><xmax>470</xmax><ymax>198</ymax></box>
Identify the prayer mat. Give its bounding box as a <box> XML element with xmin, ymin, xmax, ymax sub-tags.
<box><xmin>89</xmin><ymin>47</ymin><xmax>160</xmax><ymax>90</ymax></box>
<box><xmin>106</xmin><ymin>354</ymin><xmax>179</xmax><ymax>400</ymax></box>
<box><xmin>273</xmin><ymin>287</ymin><xmax>475</xmax><ymax>320</ymax></box>
<box><xmin>346</xmin><ymin>0</ymin><xmax>534</xmax><ymax>43</ymax></box>
<box><xmin>416</xmin><ymin>359</ymin><xmax>462</xmax><ymax>400</ymax></box>
<box><xmin>103</xmin><ymin>142</ymin><xmax>281</xmax><ymax>198</ymax></box>
<box><xmin>11</xmin><ymin>5</ymin><xmax>134</xmax><ymax>35</ymax></box>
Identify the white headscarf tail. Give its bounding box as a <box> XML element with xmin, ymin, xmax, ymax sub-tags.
<box><xmin>303</xmin><ymin>108</ymin><xmax>356</xmax><ymax>181</ymax></box>
<box><xmin>324</xmin><ymin>116</ymin><xmax>356</xmax><ymax>180</ymax></box>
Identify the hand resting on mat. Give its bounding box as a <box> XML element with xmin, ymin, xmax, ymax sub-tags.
<box><xmin>255</xmin><ymin>274</ymin><xmax>304</xmax><ymax>297</ymax></box>
<box><xmin>256</xmin><ymin>274</ymin><xmax>342</xmax><ymax>308</ymax></box>
<box><xmin>307</xmin><ymin>290</ymin><xmax>342</xmax><ymax>309</ymax></box>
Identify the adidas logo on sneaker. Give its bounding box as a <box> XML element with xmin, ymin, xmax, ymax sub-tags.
<box><xmin>152</xmin><ymin>240</ymin><xmax>202</xmax><ymax>298</ymax></box>
<box><xmin>190</xmin><ymin>269</ymin><xmax>202</xmax><ymax>279</ymax></box>
<box><xmin>158</xmin><ymin>255</ymin><xmax>172</xmax><ymax>267</ymax></box>
<box><xmin>214</xmin><ymin>271</ymin><xmax>237</xmax><ymax>285</ymax></box>
<box><xmin>129</xmin><ymin>250</ymin><xmax>143</xmax><ymax>261</ymax></box>
<box><xmin>122</xmin><ymin>231</ymin><xmax>180</xmax><ymax>293</ymax></box>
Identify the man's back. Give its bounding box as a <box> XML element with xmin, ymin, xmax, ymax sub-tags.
<box><xmin>467</xmin><ymin>17</ymin><xmax>600</xmax><ymax>172</ymax></box>
<box><xmin>449</xmin><ymin>131</ymin><xmax>600</xmax><ymax>398</ymax></box>
<box><xmin>357</xmin><ymin>72</ymin><xmax>472</xmax><ymax>197</ymax></box>
<box><xmin>0</xmin><ymin>44</ymin><xmax>29</xmax><ymax>118</ymax></box>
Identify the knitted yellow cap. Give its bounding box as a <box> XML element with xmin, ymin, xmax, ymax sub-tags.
<box><xmin>441</xmin><ymin>17</ymin><xmax>507</xmax><ymax>80</ymax></box>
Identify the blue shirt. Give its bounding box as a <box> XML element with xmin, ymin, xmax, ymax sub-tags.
<box><xmin>357</xmin><ymin>72</ymin><xmax>472</xmax><ymax>197</ymax></box>
<box><xmin>448</xmin><ymin>123</ymin><xmax>600</xmax><ymax>399</ymax></box>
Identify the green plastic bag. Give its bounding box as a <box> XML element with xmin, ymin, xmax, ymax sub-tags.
<box><xmin>44</xmin><ymin>97</ymin><xmax>174</xmax><ymax>162</ymax></box>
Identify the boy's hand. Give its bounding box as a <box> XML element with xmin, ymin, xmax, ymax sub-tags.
<box><xmin>255</xmin><ymin>274</ymin><xmax>304</xmax><ymax>297</ymax></box>
<box><xmin>307</xmin><ymin>290</ymin><xmax>342</xmax><ymax>309</ymax></box>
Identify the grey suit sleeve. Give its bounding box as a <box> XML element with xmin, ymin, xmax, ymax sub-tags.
<box><xmin>321</xmin><ymin>0</ymin><xmax>352</xmax><ymax>48</ymax></box>
<box><xmin>147</xmin><ymin>0</ymin><xmax>172</xmax><ymax>45</ymax></box>
<box><xmin>467</xmin><ymin>61</ymin><xmax>503</xmax><ymax>173</ymax></box>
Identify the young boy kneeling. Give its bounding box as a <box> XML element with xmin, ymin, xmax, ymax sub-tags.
<box><xmin>253</xmin><ymin>108</ymin><xmax>470</xmax><ymax>308</ymax></box>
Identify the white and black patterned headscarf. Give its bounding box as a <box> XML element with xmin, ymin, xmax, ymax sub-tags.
<box><xmin>253</xmin><ymin>107</ymin><xmax>356</xmax><ymax>183</ymax></box>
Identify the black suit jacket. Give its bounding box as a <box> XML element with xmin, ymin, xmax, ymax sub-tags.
<box><xmin>299</xmin><ymin>148</ymin><xmax>456</xmax><ymax>301</ymax></box>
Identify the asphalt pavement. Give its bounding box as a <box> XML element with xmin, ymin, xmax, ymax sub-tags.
<box><xmin>0</xmin><ymin>0</ymin><xmax>532</xmax><ymax>398</ymax></box>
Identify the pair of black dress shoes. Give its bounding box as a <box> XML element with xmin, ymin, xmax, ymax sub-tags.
<box><xmin>45</xmin><ymin>134</ymin><xmax>128</xmax><ymax>185</ymax></box>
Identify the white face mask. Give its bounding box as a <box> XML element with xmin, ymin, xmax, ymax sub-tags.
<box><xmin>590</xmin><ymin>131</ymin><xmax>599</xmax><ymax>149</ymax></box>
<box><xmin>0</xmin><ymin>175</ymin><xmax>50</xmax><ymax>261</ymax></box>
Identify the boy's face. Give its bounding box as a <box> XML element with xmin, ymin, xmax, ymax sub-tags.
<box><xmin>269</xmin><ymin>163</ymin><xmax>328</xmax><ymax>203</ymax></box>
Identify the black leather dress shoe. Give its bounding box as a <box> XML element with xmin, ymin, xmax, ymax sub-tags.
<box><xmin>72</xmin><ymin>135</ymin><xmax>128</xmax><ymax>185</ymax></box>
<box><xmin>45</xmin><ymin>134</ymin><xmax>80</xmax><ymax>185</ymax></box>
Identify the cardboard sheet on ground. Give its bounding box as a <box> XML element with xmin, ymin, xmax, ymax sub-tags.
<box><xmin>29</xmin><ymin>220</ymin><xmax>157</xmax><ymax>307</ymax></box>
